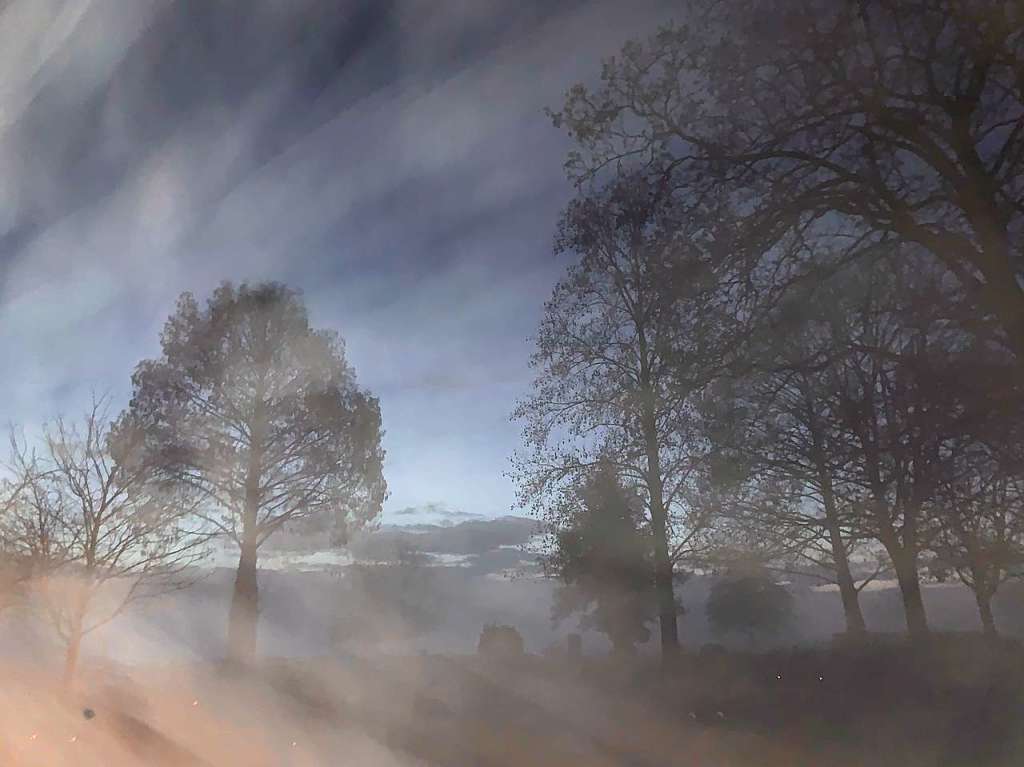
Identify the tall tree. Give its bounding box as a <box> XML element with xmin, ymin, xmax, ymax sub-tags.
<box><xmin>552</xmin><ymin>1</ymin><xmax>1024</xmax><ymax>357</ymax></box>
<box><xmin>545</xmin><ymin>462</ymin><xmax>658</xmax><ymax>655</ymax></box>
<box><xmin>513</xmin><ymin>173</ymin><xmax>727</xmax><ymax>656</ymax></box>
<box><xmin>700</xmin><ymin>283</ymin><xmax>878</xmax><ymax>637</ymax></box>
<box><xmin>127</xmin><ymin>282</ymin><xmax>386</xmax><ymax>663</ymax></box>
<box><xmin>7</xmin><ymin>400</ymin><xmax>205</xmax><ymax>685</ymax></box>
<box><xmin>821</xmin><ymin>267</ymin><xmax>969</xmax><ymax>641</ymax></box>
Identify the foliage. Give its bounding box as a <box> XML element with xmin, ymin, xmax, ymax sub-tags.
<box><xmin>545</xmin><ymin>462</ymin><xmax>658</xmax><ymax>653</ymax></box>
<box><xmin>478</xmin><ymin>623</ymin><xmax>524</xmax><ymax>659</ymax></box>
<box><xmin>127</xmin><ymin>282</ymin><xmax>386</xmax><ymax>546</ymax></box>
<box><xmin>551</xmin><ymin>0</ymin><xmax>1024</xmax><ymax>356</ymax></box>
<box><xmin>513</xmin><ymin>172</ymin><xmax>733</xmax><ymax>653</ymax></box>
<box><xmin>705</xmin><ymin>571</ymin><xmax>795</xmax><ymax>646</ymax></box>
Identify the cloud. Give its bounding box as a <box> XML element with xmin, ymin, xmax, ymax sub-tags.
<box><xmin>0</xmin><ymin>0</ymin><xmax>678</xmax><ymax>513</ymax></box>
<box><xmin>392</xmin><ymin>503</ymin><xmax>483</xmax><ymax>520</ymax></box>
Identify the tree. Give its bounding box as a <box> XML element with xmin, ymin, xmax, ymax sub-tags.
<box><xmin>699</xmin><ymin>279</ymin><xmax>880</xmax><ymax>637</ymax></box>
<box><xmin>6</xmin><ymin>400</ymin><xmax>205</xmax><ymax>685</ymax></box>
<box><xmin>705</xmin><ymin>569</ymin><xmax>794</xmax><ymax>647</ymax></box>
<box><xmin>545</xmin><ymin>462</ymin><xmax>659</xmax><ymax>654</ymax></box>
<box><xmin>333</xmin><ymin>540</ymin><xmax>440</xmax><ymax>647</ymax></box>
<box><xmin>931</xmin><ymin>445</ymin><xmax>1024</xmax><ymax>637</ymax></box>
<box><xmin>0</xmin><ymin>464</ymin><xmax>46</xmax><ymax>612</ymax></box>
<box><xmin>513</xmin><ymin>173</ymin><xmax>728</xmax><ymax>656</ymax></box>
<box><xmin>126</xmin><ymin>282</ymin><xmax>386</xmax><ymax>664</ymax></box>
<box><xmin>818</xmin><ymin>261</ymin><xmax>990</xmax><ymax>640</ymax></box>
<box><xmin>706</xmin><ymin>255</ymin><xmax>993</xmax><ymax>642</ymax></box>
<box><xmin>478</xmin><ymin>624</ymin><xmax>524</xmax><ymax>659</ymax></box>
<box><xmin>552</xmin><ymin>1</ymin><xmax>1024</xmax><ymax>358</ymax></box>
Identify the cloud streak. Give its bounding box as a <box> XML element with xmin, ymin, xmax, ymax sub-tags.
<box><xmin>0</xmin><ymin>0</ymin><xmax>678</xmax><ymax>518</ymax></box>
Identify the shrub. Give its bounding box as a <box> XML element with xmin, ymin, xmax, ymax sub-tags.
<box><xmin>478</xmin><ymin>623</ymin><xmax>525</xmax><ymax>659</ymax></box>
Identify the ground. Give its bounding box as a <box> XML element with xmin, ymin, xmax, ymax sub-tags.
<box><xmin>1</xmin><ymin>637</ymin><xmax>1021</xmax><ymax>766</ymax></box>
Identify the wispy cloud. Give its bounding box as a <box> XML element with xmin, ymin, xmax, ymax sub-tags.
<box><xmin>0</xmin><ymin>0</ymin><xmax>677</xmax><ymax>514</ymax></box>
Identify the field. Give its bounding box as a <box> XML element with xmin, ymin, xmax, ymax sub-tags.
<box><xmin>1</xmin><ymin>637</ymin><xmax>1021</xmax><ymax>766</ymax></box>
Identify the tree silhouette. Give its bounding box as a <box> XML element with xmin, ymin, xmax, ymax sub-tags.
<box><xmin>546</xmin><ymin>462</ymin><xmax>659</xmax><ymax>655</ymax></box>
<box><xmin>931</xmin><ymin>445</ymin><xmax>1024</xmax><ymax>636</ymax></box>
<box><xmin>6</xmin><ymin>399</ymin><xmax>205</xmax><ymax>685</ymax></box>
<box><xmin>126</xmin><ymin>282</ymin><xmax>386</xmax><ymax>663</ymax></box>
<box><xmin>699</xmin><ymin>277</ymin><xmax>879</xmax><ymax>637</ymax></box>
<box><xmin>552</xmin><ymin>1</ymin><xmax>1024</xmax><ymax>358</ymax></box>
<box><xmin>706</xmin><ymin>570</ymin><xmax>794</xmax><ymax>647</ymax></box>
<box><xmin>513</xmin><ymin>173</ymin><xmax>728</xmax><ymax>656</ymax></box>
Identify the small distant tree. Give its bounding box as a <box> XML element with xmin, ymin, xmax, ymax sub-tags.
<box><xmin>705</xmin><ymin>570</ymin><xmax>794</xmax><ymax>648</ymax></box>
<box><xmin>546</xmin><ymin>462</ymin><xmax>658</xmax><ymax>654</ymax></box>
<box><xmin>7</xmin><ymin>400</ymin><xmax>206</xmax><ymax>685</ymax></box>
<box><xmin>126</xmin><ymin>282</ymin><xmax>386</xmax><ymax>664</ymax></box>
<box><xmin>333</xmin><ymin>540</ymin><xmax>440</xmax><ymax>646</ymax></box>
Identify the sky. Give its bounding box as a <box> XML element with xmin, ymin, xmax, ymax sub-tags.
<box><xmin>0</xmin><ymin>0</ymin><xmax>678</xmax><ymax>521</ymax></box>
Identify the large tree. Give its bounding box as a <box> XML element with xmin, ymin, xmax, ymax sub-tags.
<box><xmin>552</xmin><ymin>0</ymin><xmax>1024</xmax><ymax>358</ymax></box>
<box><xmin>514</xmin><ymin>173</ymin><xmax>730</xmax><ymax>656</ymax></box>
<box><xmin>127</xmin><ymin>282</ymin><xmax>386</xmax><ymax>663</ymax></box>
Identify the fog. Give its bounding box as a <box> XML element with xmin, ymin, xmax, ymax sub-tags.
<box><xmin>2</xmin><ymin>0</ymin><xmax>1024</xmax><ymax>764</ymax></box>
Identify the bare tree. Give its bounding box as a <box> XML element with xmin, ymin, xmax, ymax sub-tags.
<box><xmin>552</xmin><ymin>1</ymin><xmax>1024</xmax><ymax>357</ymax></box>
<box><xmin>822</xmin><ymin>273</ymin><xmax>972</xmax><ymax>641</ymax></box>
<box><xmin>7</xmin><ymin>400</ymin><xmax>207</xmax><ymax>685</ymax></box>
<box><xmin>127</xmin><ymin>282</ymin><xmax>386</xmax><ymax>664</ymax></box>
<box><xmin>513</xmin><ymin>174</ymin><xmax>730</xmax><ymax>656</ymax></box>
<box><xmin>701</xmin><ymin>305</ymin><xmax>876</xmax><ymax>636</ymax></box>
<box><xmin>931</xmin><ymin>445</ymin><xmax>1024</xmax><ymax>637</ymax></box>
<box><xmin>0</xmin><ymin>457</ymin><xmax>54</xmax><ymax>612</ymax></box>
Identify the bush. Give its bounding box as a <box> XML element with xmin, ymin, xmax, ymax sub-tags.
<box><xmin>478</xmin><ymin>624</ymin><xmax>525</xmax><ymax>659</ymax></box>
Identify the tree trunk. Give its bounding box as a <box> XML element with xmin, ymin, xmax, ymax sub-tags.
<box><xmin>228</xmin><ymin>397</ymin><xmax>265</xmax><ymax>666</ymax></box>
<box><xmin>974</xmin><ymin>588</ymin><xmax>998</xmax><ymax>638</ymax></box>
<box><xmin>823</xmin><ymin>511</ymin><xmax>867</xmax><ymax>637</ymax></box>
<box><xmin>640</xmin><ymin>403</ymin><xmax>679</xmax><ymax>659</ymax></box>
<box><xmin>891</xmin><ymin>549</ymin><xmax>929</xmax><ymax>641</ymax></box>
<box><xmin>227</xmin><ymin>534</ymin><xmax>259</xmax><ymax>665</ymax></box>
<box><xmin>809</xmin><ymin>410</ymin><xmax>867</xmax><ymax>637</ymax></box>
<box><xmin>650</xmin><ymin>519</ymin><xmax>679</xmax><ymax>656</ymax></box>
<box><xmin>834</xmin><ymin>558</ymin><xmax>868</xmax><ymax>638</ymax></box>
<box><xmin>63</xmin><ymin>626</ymin><xmax>83</xmax><ymax>689</ymax></box>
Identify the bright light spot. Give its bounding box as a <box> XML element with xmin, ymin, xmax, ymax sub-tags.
<box><xmin>29</xmin><ymin>733</ymin><xmax>37</xmax><ymax>741</ymax></box>
<box><xmin>291</xmin><ymin>741</ymin><xmax>298</xmax><ymax>747</ymax></box>
<box><xmin>192</xmin><ymin>699</ymin><xmax>200</xmax><ymax>707</ymax></box>
<box><xmin>70</xmin><ymin>735</ymin><xmax>78</xmax><ymax>743</ymax></box>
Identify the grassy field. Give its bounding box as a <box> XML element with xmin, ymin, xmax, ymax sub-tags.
<box><xmin>1</xmin><ymin>637</ymin><xmax>1022</xmax><ymax>765</ymax></box>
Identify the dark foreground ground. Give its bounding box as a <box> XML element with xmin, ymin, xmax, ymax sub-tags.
<box><xmin>2</xmin><ymin>635</ymin><xmax>1022</xmax><ymax>766</ymax></box>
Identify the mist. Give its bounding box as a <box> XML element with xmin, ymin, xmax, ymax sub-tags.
<box><xmin>1</xmin><ymin>1</ymin><xmax>1024</xmax><ymax>765</ymax></box>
